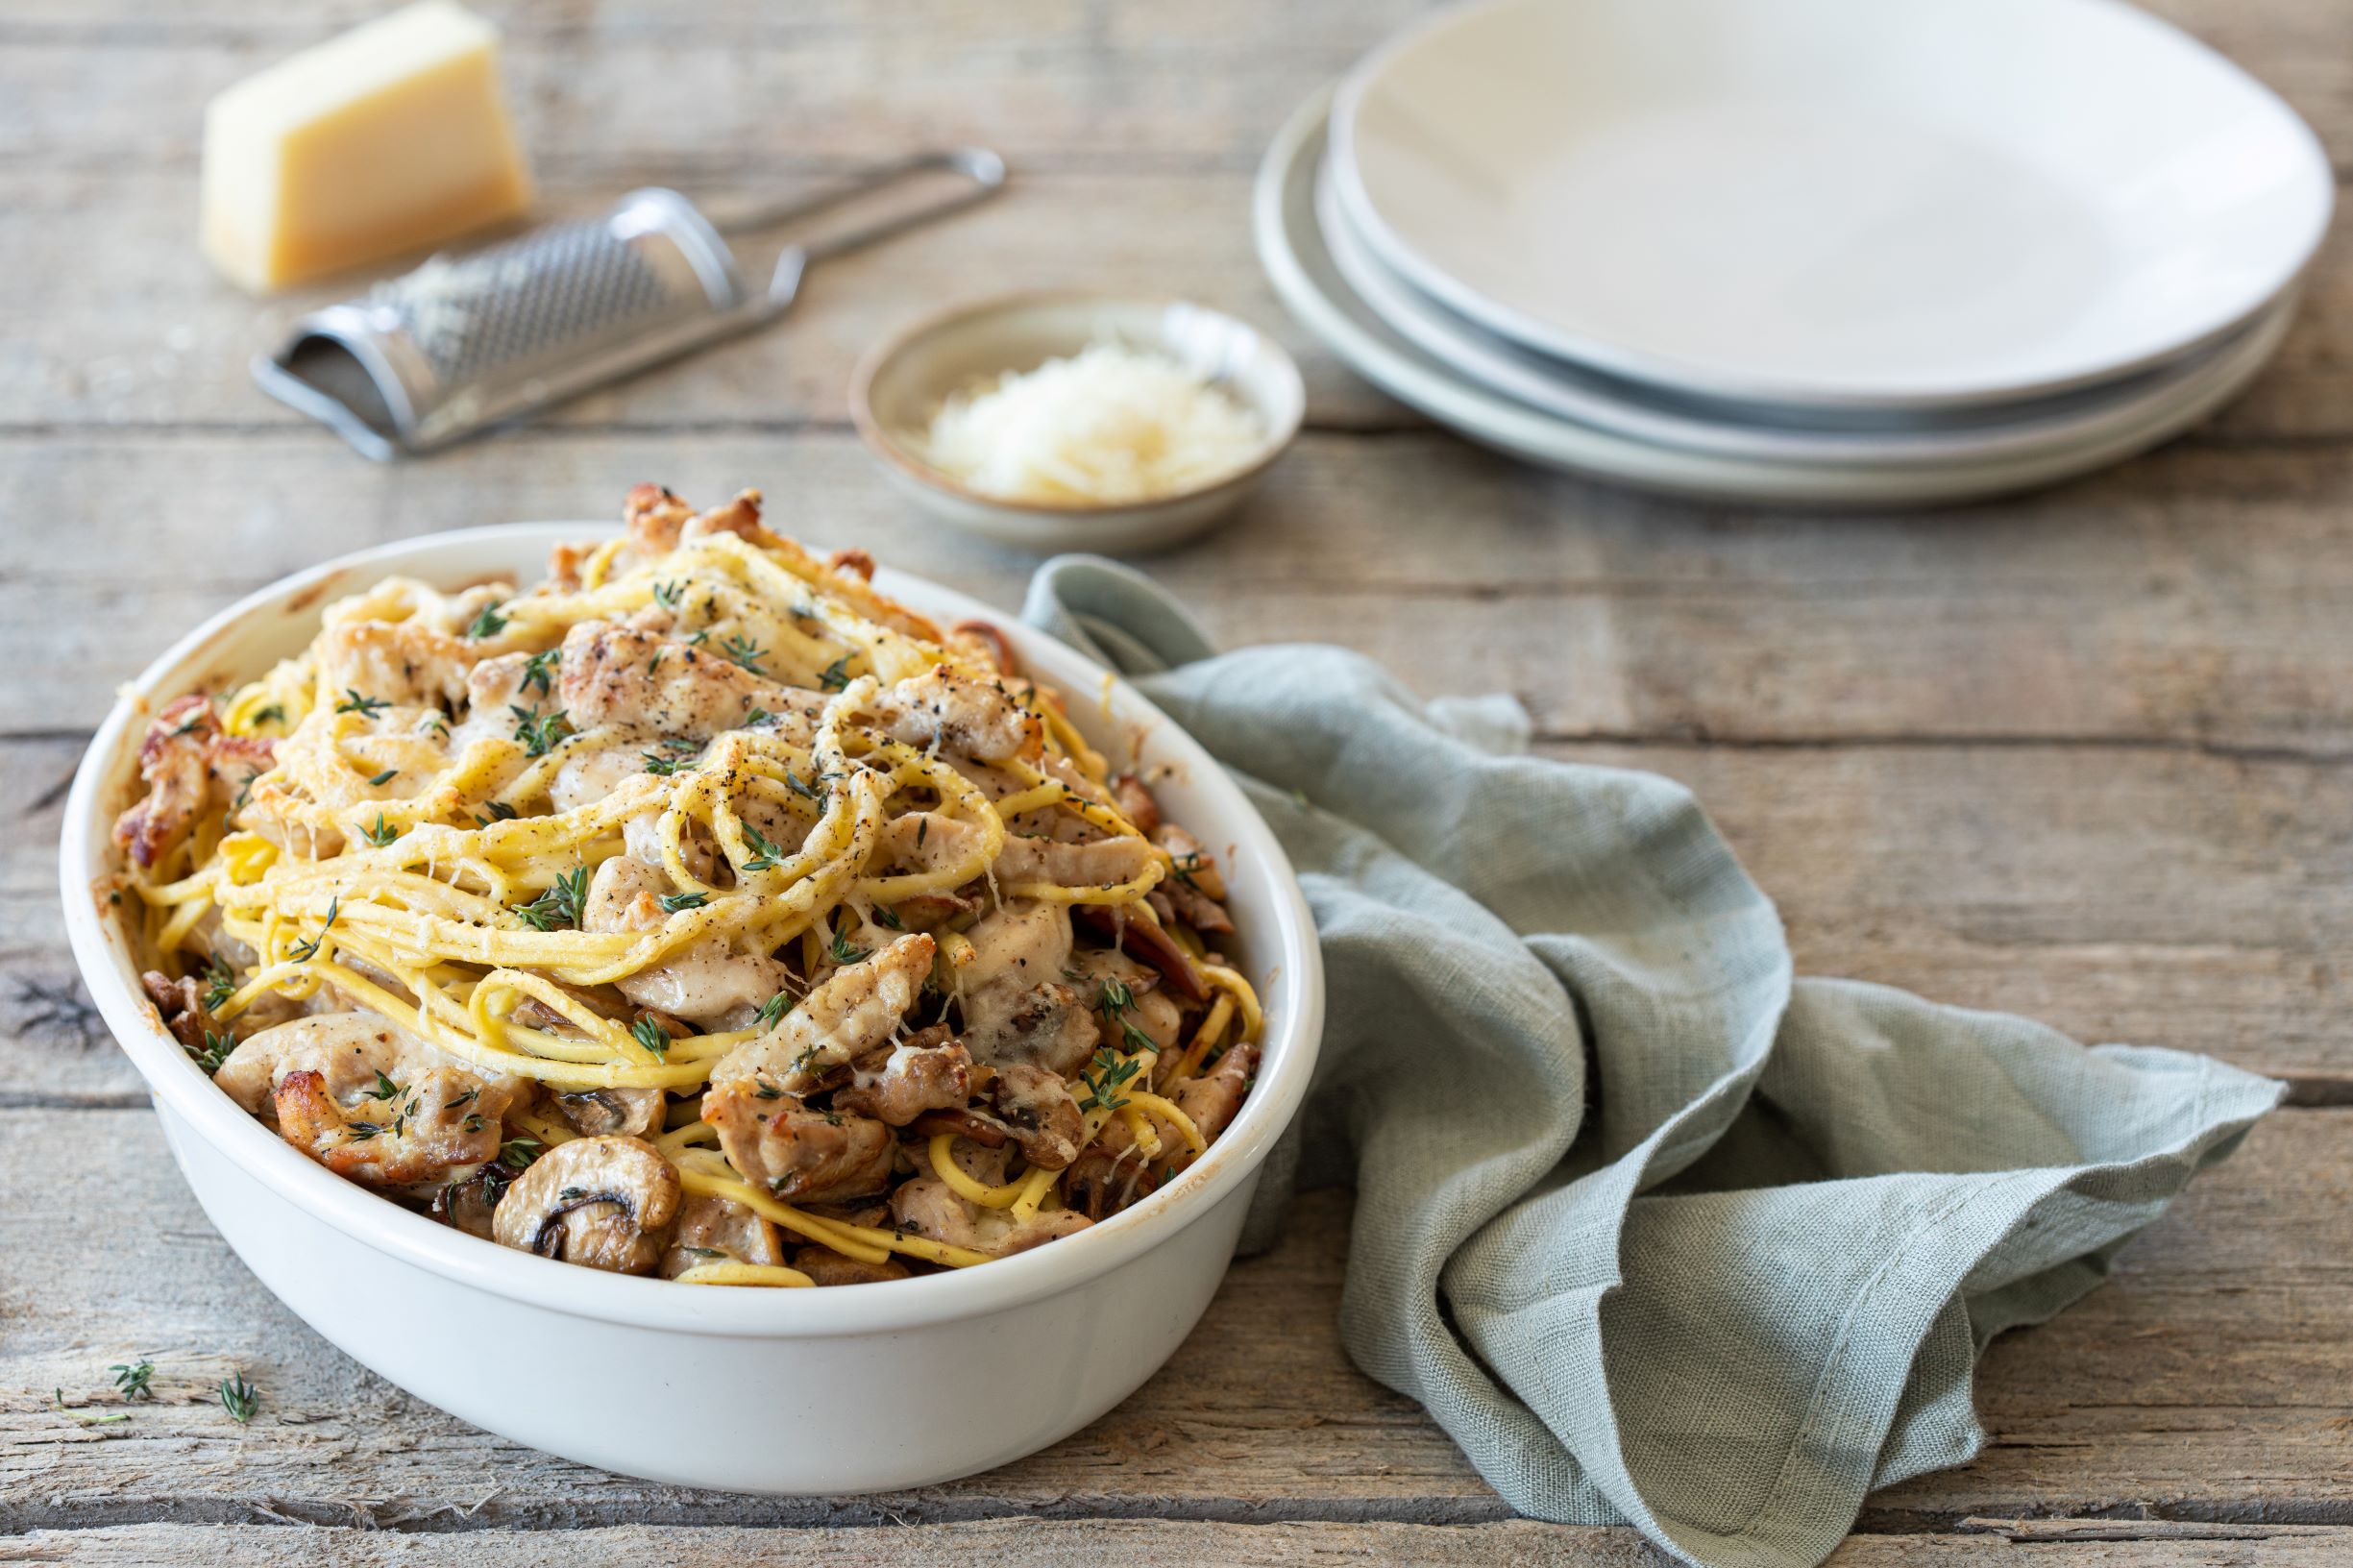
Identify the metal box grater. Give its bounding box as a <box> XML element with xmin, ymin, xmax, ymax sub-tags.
<box><xmin>255</xmin><ymin>149</ymin><xmax>1005</xmax><ymax>459</ymax></box>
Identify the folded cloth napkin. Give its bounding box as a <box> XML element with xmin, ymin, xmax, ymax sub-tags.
<box><xmin>1021</xmin><ymin>555</ymin><xmax>2283</xmax><ymax>1568</ymax></box>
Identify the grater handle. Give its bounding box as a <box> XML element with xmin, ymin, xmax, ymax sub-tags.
<box><xmin>719</xmin><ymin>147</ymin><xmax>1006</xmax><ymax>300</ymax></box>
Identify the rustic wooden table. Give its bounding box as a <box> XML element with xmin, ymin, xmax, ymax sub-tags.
<box><xmin>5</xmin><ymin>3</ymin><xmax>2350</xmax><ymax>1564</ymax></box>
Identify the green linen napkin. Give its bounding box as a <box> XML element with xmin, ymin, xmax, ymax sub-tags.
<box><xmin>1022</xmin><ymin>555</ymin><xmax>2282</xmax><ymax>1568</ymax></box>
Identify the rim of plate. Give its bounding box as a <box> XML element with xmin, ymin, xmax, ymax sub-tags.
<box><xmin>1328</xmin><ymin>0</ymin><xmax>2332</xmax><ymax>411</ymax></box>
<box><xmin>1311</xmin><ymin>150</ymin><xmax>2278</xmax><ymax>470</ymax></box>
<box><xmin>59</xmin><ymin>522</ymin><xmax>1325</xmax><ymax>1340</ymax></box>
<box><xmin>1257</xmin><ymin>85</ymin><xmax>2295</xmax><ymax>507</ymax></box>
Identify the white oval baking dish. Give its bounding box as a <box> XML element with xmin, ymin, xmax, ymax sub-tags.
<box><xmin>58</xmin><ymin>521</ymin><xmax>1323</xmax><ymax>1492</ymax></box>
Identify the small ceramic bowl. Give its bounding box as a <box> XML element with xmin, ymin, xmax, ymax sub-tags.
<box><xmin>850</xmin><ymin>293</ymin><xmax>1305</xmax><ymax>553</ymax></box>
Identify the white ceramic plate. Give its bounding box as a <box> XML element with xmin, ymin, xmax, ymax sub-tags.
<box><xmin>1258</xmin><ymin>87</ymin><xmax>2293</xmax><ymax>507</ymax></box>
<box><xmin>1314</xmin><ymin>153</ymin><xmax>2285</xmax><ymax>469</ymax></box>
<box><xmin>61</xmin><ymin>524</ymin><xmax>1324</xmax><ymax>1492</ymax></box>
<box><xmin>1332</xmin><ymin>0</ymin><xmax>2331</xmax><ymax>409</ymax></box>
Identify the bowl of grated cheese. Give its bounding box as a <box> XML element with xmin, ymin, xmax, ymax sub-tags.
<box><xmin>850</xmin><ymin>293</ymin><xmax>1304</xmax><ymax>552</ymax></box>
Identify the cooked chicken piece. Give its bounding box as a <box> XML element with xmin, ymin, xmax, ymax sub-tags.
<box><xmin>659</xmin><ymin>1191</ymin><xmax>785</xmax><ymax>1278</ymax></box>
<box><xmin>702</xmin><ymin>1089</ymin><xmax>896</xmax><ymax>1204</ymax></box>
<box><xmin>944</xmin><ymin>618</ymin><xmax>1017</xmax><ymax>678</ymax></box>
<box><xmin>582</xmin><ymin>855</ymin><xmax>792</xmax><ymax>1022</ymax></box>
<box><xmin>870</xmin><ymin>667</ymin><xmax>1042</xmax><ymax>763</ymax></box>
<box><xmin>110</xmin><ymin>696</ymin><xmax>276</xmax><ymax>870</ymax></box>
<box><xmin>493</xmin><ymin>1135</ymin><xmax>682</xmax><ymax>1275</ymax></box>
<box><xmin>1068</xmin><ymin>948</ymin><xmax>1185</xmax><ymax>1055</ymax></box>
<box><xmin>958</xmin><ymin>900</ymin><xmax>1072</xmax><ymax>995</ymax></box>
<box><xmin>215</xmin><ymin>1010</ymin><xmax>529</xmax><ymax>1128</ymax></box>
<box><xmin>1174</xmin><ymin>1039</ymin><xmax>1260</xmax><ymax>1146</ymax></box>
<box><xmin>621</xmin><ymin>482</ymin><xmax>769</xmax><ymax>564</ymax></box>
<box><xmin>546</xmin><ymin>743</ymin><xmax>721</xmax><ymax>882</ymax></box>
<box><xmin>989</xmin><ymin>1061</ymin><xmax>1085</xmax><ymax>1170</ymax></box>
<box><xmin>556</xmin><ymin>621</ymin><xmax>819</xmax><ymax>741</ymax></box>
<box><xmin>832</xmin><ymin>1029</ymin><xmax>973</xmax><ymax>1126</ymax></box>
<box><xmin>888</xmin><ymin>1177</ymin><xmax>1092</xmax><ymax>1257</ymax></box>
<box><xmin>994</xmin><ymin>833</ymin><xmax>1157</xmax><ymax>891</ymax></box>
<box><xmin>704</xmin><ymin>933</ymin><xmax>936</xmax><ymax>1091</ymax></box>
<box><xmin>553</xmin><ymin>1085</ymin><xmax>668</xmax><ymax>1139</ymax></box>
<box><xmin>273</xmin><ymin>1063</ymin><xmax>507</xmax><ymax>1188</ymax></box>
<box><xmin>318</xmin><ymin>620</ymin><xmax>472</xmax><ymax>711</ymax></box>
<box><xmin>873</xmin><ymin>811</ymin><xmax>984</xmax><ymax>876</ymax></box>
<box><xmin>793</xmin><ymin>1246</ymin><xmax>911</xmax><ymax>1286</ymax></box>
<box><xmin>1111</xmin><ymin>773</ymin><xmax>1161</xmax><ymax>835</ymax></box>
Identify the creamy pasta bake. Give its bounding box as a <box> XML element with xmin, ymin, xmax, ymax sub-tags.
<box><xmin>113</xmin><ymin>485</ymin><xmax>1260</xmax><ymax>1286</ymax></box>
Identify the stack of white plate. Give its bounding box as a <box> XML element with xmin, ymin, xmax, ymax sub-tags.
<box><xmin>1254</xmin><ymin>0</ymin><xmax>2333</xmax><ymax>506</ymax></box>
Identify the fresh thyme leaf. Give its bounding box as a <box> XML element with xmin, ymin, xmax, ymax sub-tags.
<box><xmin>474</xmin><ymin>800</ymin><xmax>519</xmax><ymax>826</ymax></box>
<box><xmin>915</xmin><ymin>818</ymin><xmax>928</xmax><ymax>850</ymax></box>
<box><xmin>251</xmin><ymin>703</ymin><xmax>286</xmax><ymax>726</ymax></box>
<box><xmin>641</xmin><ymin>747</ymin><xmax>698</xmax><ymax>777</ymax></box>
<box><xmin>287</xmin><ymin>895</ymin><xmax>339</xmax><ymax>963</ymax></box>
<box><xmin>648</xmin><ymin>650</ymin><xmax>665</xmax><ymax>675</ymax></box>
<box><xmin>360</xmin><ymin>812</ymin><xmax>399</xmax><ymax>846</ymax></box>
<box><xmin>498</xmin><ymin>1138</ymin><xmax>543</xmax><ymax>1171</ymax></box>
<box><xmin>756</xmin><ymin>990</ymin><xmax>793</xmax><ymax>1029</ymax></box>
<box><xmin>111</xmin><ymin>1360</ymin><xmax>156</xmax><ymax>1401</ymax></box>
<box><xmin>784</xmin><ymin>769</ymin><xmax>822</xmax><ymax>802</ymax></box>
<box><xmin>461</xmin><ymin>1113</ymin><xmax>487</xmax><ymax>1133</ymax></box>
<box><xmin>508</xmin><ymin>705</ymin><xmax>573</xmax><ymax>758</ymax></box>
<box><xmin>514</xmin><ymin>867</ymin><xmax>588</xmax><ymax>931</ymax></box>
<box><xmin>657</xmin><ymin>890</ymin><xmax>708</xmax><ymax>914</ymax></box>
<box><xmin>817</xmin><ymin>653</ymin><xmax>853</xmax><ymax>691</ymax></box>
<box><xmin>521</xmin><ymin>648</ymin><xmax>559</xmax><ymax>698</ymax></box>
<box><xmin>366</xmin><ymin>768</ymin><xmax>399</xmax><ymax>787</ymax></box>
<box><xmin>465</xmin><ymin>602</ymin><xmax>509</xmax><ymax>639</ymax></box>
<box><xmin>364</xmin><ymin>1069</ymin><xmax>402</xmax><ymax>1101</ymax></box>
<box><xmin>630</xmin><ymin>1016</ymin><xmax>673</xmax><ymax>1057</ymax></box>
<box><xmin>872</xmin><ymin>904</ymin><xmax>904</xmax><ymax>931</ymax></box>
<box><xmin>1078</xmin><ymin>1047</ymin><xmax>1143</xmax><ymax>1114</ymax></box>
<box><xmin>745</xmin><ymin>706</ymin><xmax>772</xmax><ymax>727</ymax></box>
<box><xmin>651</xmin><ymin>579</ymin><xmax>684</xmax><ymax>609</ymax></box>
<box><xmin>740</xmin><ymin>822</ymin><xmax>786</xmax><ymax>872</ymax></box>
<box><xmin>445</xmin><ymin>1088</ymin><xmax>478</xmax><ymax>1109</ymax></box>
<box><xmin>685</xmin><ymin>628</ymin><xmax>712</xmax><ymax>647</ymax></box>
<box><xmin>720</xmin><ymin>633</ymin><xmax>769</xmax><ymax>674</ymax></box>
<box><xmin>218</xmin><ymin>1373</ymin><xmax>259</xmax><ymax>1425</ymax></box>
<box><xmin>346</xmin><ymin>1120</ymin><xmax>382</xmax><ymax>1139</ymax></box>
<box><xmin>193</xmin><ymin>1028</ymin><xmax>235</xmax><ymax>1075</ymax></box>
<box><xmin>1096</xmin><ymin>976</ymin><xmax>1135</xmax><ymax>1016</ymax></box>
<box><xmin>1122</xmin><ymin>1021</ymin><xmax>1160</xmax><ymax>1054</ymax></box>
<box><xmin>200</xmin><ymin>956</ymin><xmax>235</xmax><ymax>1013</ymax></box>
<box><xmin>827</xmin><ymin>927</ymin><xmax>867</xmax><ymax>966</ymax></box>
<box><xmin>335</xmin><ymin>689</ymin><xmax>390</xmax><ymax>718</ymax></box>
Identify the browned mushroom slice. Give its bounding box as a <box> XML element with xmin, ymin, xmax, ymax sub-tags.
<box><xmin>1110</xmin><ymin>773</ymin><xmax>1162</xmax><ymax>835</ymax></box>
<box><xmin>793</xmin><ymin>1245</ymin><xmax>912</xmax><ymax>1286</ymax></box>
<box><xmin>945</xmin><ymin>619</ymin><xmax>1018</xmax><ymax>677</ymax></box>
<box><xmin>1072</xmin><ymin>904</ymin><xmax>1209</xmax><ymax>1002</ymax></box>
<box><xmin>430</xmin><ymin>1170</ymin><xmax>502</xmax><ymax>1240</ymax></box>
<box><xmin>553</xmin><ymin>1085</ymin><xmax>668</xmax><ymax>1139</ymax></box>
<box><xmin>659</xmin><ymin>1191</ymin><xmax>784</xmax><ymax>1279</ymax></box>
<box><xmin>909</xmin><ymin>1107</ymin><xmax>1012</xmax><ymax>1148</ymax></box>
<box><xmin>491</xmin><ymin>1135</ymin><xmax>682</xmax><ymax>1275</ymax></box>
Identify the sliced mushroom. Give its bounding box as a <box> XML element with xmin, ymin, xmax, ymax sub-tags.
<box><xmin>659</xmin><ymin>1191</ymin><xmax>784</xmax><ymax>1278</ymax></box>
<box><xmin>491</xmin><ymin>1135</ymin><xmax>681</xmax><ymax>1275</ymax></box>
<box><xmin>1073</xmin><ymin>904</ymin><xmax>1209</xmax><ymax>1002</ymax></box>
<box><xmin>554</xmin><ymin>1085</ymin><xmax>668</xmax><ymax>1139</ymax></box>
<box><xmin>793</xmin><ymin>1245</ymin><xmax>911</xmax><ymax>1286</ymax></box>
<box><xmin>988</xmin><ymin>1061</ymin><xmax>1086</xmax><ymax>1170</ymax></box>
<box><xmin>430</xmin><ymin>1170</ymin><xmax>502</xmax><ymax>1240</ymax></box>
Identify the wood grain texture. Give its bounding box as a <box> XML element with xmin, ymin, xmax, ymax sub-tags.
<box><xmin>3</xmin><ymin>1109</ymin><xmax>2347</xmax><ymax>1531</ymax></box>
<box><xmin>9</xmin><ymin>1520</ymin><xmax>2353</xmax><ymax>1567</ymax></box>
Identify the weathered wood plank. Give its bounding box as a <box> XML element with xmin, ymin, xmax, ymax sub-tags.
<box><xmin>15</xmin><ymin>727</ymin><xmax>2353</xmax><ymax>1098</ymax></box>
<box><xmin>1</xmin><ymin>1108</ymin><xmax>2345</xmax><ymax>1530</ymax></box>
<box><xmin>9</xmin><ymin>1519</ymin><xmax>2353</xmax><ymax>1568</ymax></box>
<box><xmin>11</xmin><ymin>433</ymin><xmax>2353</xmax><ymax>752</ymax></box>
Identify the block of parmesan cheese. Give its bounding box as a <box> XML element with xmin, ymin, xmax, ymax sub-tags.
<box><xmin>200</xmin><ymin>0</ymin><xmax>533</xmax><ymax>293</ymax></box>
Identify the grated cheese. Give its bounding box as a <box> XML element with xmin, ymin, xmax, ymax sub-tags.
<box><xmin>916</xmin><ymin>342</ymin><xmax>1266</xmax><ymax>506</ymax></box>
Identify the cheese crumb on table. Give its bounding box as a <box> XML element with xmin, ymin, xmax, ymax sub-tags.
<box><xmin>200</xmin><ymin>0</ymin><xmax>533</xmax><ymax>294</ymax></box>
<box><xmin>916</xmin><ymin>343</ymin><xmax>1268</xmax><ymax>506</ymax></box>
